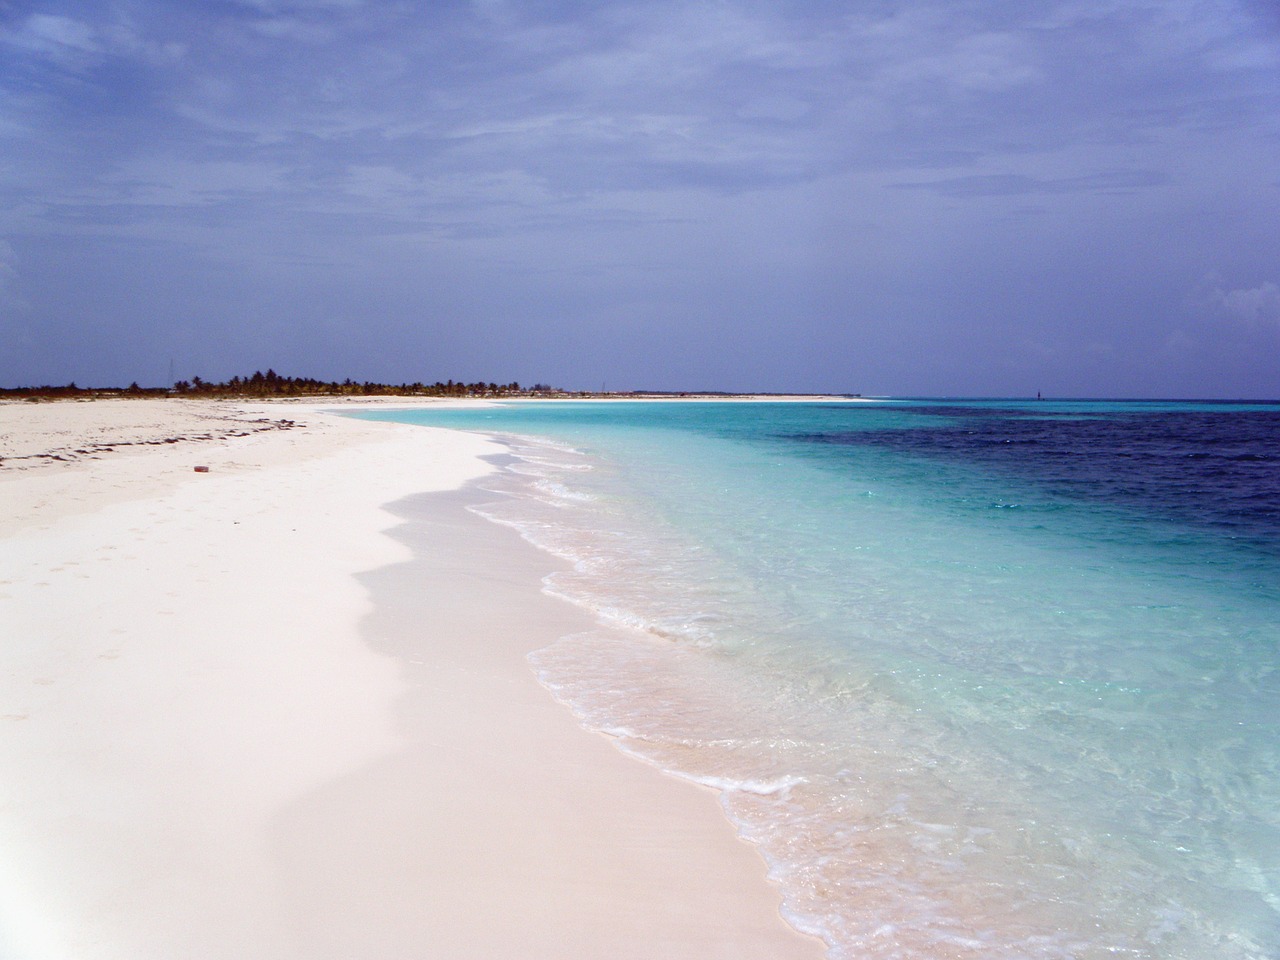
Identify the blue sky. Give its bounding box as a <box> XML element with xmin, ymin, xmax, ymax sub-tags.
<box><xmin>1</xmin><ymin>0</ymin><xmax>1278</xmax><ymax>396</ymax></box>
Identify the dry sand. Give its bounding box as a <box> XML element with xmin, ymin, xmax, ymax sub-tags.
<box><xmin>0</xmin><ymin>398</ymin><xmax>823</xmax><ymax>959</ymax></box>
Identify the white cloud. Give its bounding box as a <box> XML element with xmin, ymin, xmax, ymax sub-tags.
<box><xmin>1214</xmin><ymin>280</ymin><xmax>1280</xmax><ymax>326</ymax></box>
<box><xmin>736</xmin><ymin>96</ymin><xmax>812</xmax><ymax>122</ymax></box>
<box><xmin>103</xmin><ymin>22</ymin><xmax>187</xmax><ymax>64</ymax></box>
<box><xmin>859</xmin><ymin>6</ymin><xmax>1044</xmax><ymax>95</ymax></box>
<box><xmin>232</xmin><ymin>0</ymin><xmax>365</xmax><ymax>12</ymax></box>
<box><xmin>1</xmin><ymin>12</ymin><xmax>184</xmax><ymax>68</ymax></box>
<box><xmin>106</xmin><ymin>158</ymin><xmax>292</xmax><ymax>208</ymax></box>
<box><xmin>541</xmin><ymin>4</ymin><xmax>812</xmax><ymax>97</ymax></box>
<box><xmin>29</xmin><ymin>13</ymin><xmax>98</xmax><ymax>50</ymax></box>
<box><xmin>0</xmin><ymin>238</ymin><xmax>23</xmax><ymax>307</ymax></box>
<box><xmin>249</xmin><ymin>17</ymin><xmax>338</xmax><ymax>43</ymax></box>
<box><xmin>3</xmin><ymin>14</ymin><xmax>99</xmax><ymax>62</ymax></box>
<box><xmin>880</xmin><ymin>30</ymin><xmax>1043</xmax><ymax>93</ymax></box>
<box><xmin>1163</xmin><ymin>329</ymin><xmax>1197</xmax><ymax>354</ymax></box>
<box><xmin>342</xmin><ymin>164</ymin><xmax>418</xmax><ymax>202</ymax></box>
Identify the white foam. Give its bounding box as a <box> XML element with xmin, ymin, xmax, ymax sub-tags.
<box><xmin>673</xmin><ymin>772</ymin><xmax>808</xmax><ymax>797</ymax></box>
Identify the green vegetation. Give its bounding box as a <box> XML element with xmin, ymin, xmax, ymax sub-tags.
<box><xmin>0</xmin><ymin>381</ymin><xmax>168</xmax><ymax>400</ymax></box>
<box><xmin>2</xmin><ymin>371</ymin><xmax>574</xmax><ymax>399</ymax></box>
<box><xmin>169</xmin><ymin>369</ymin><xmax>526</xmax><ymax>398</ymax></box>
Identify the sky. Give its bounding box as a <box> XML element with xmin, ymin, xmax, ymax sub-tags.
<box><xmin>1</xmin><ymin>0</ymin><xmax>1278</xmax><ymax>397</ymax></box>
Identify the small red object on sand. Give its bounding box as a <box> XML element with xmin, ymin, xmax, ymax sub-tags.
<box><xmin>194</xmin><ymin>465</ymin><xmax>210</xmax><ymax>473</ymax></box>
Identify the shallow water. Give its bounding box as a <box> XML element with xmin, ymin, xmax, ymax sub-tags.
<box><xmin>356</xmin><ymin>399</ymin><xmax>1280</xmax><ymax>959</ymax></box>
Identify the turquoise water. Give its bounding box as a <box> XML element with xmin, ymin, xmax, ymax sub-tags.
<box><xmin>356</xmin><ymin>400</ymin><xmax>1280</xmax><ymax>959</ymax></box>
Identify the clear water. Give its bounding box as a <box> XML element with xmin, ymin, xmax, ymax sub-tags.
<box><xmin>355</xmin><ymin>399</ymin><xmax>1280</xmax><ymax>959</ymax></box>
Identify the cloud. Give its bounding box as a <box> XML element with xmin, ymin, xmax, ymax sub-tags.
<box><xmin>2</xmin><ymin>14</ymin><xmax>99</xmax><ymax>63</ymax></box>
<box><xmin>872</xmin><ymin>26</ymin><xmax>1044</xmax><ymax>94</ymax></box>
<box><xmin>1</xmin><ymin>12</ymin><xmax>184</xmax><ymax>67</ymax></box>
<box><xmin>102</xmin><ymin>158</ymin><xmax>294</xmax><ymax>210</ymax></box>
<box><xmin>1213</xmin><ymin>281</ymin><xmax>1280</xmax><ymax>326</ymax></box>
<box><xmin>0</xmin><ymin>238</ymin><xmax>24</xmax><ymax>308</ymax></box>
<box><xmin>891</xmin><ymin>169</ymin><xmax>1167</xmax><ymax>197</ymax></box>
<box><xmin>231</xmin><ymin>0</ymin><xmax>367</xmax><ymax>12</ymax></box>
<box><xmin>1</xmin><ymin>0</ymin><xmax>1278</xmax><ymax>396</ymax></box>
<box><xmin>248</xmin><ymin>17</ymin><xmax>341</xmax><ymax>43</ymax></box>
<box><xmin>1163</xmin><ymin>329</ymin><xmax>1198</xmax><ymax>355</ymax></box>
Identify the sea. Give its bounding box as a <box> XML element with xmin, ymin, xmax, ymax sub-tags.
<box><xmin>355</xmin><ymin>398</ymin><xmax>1280</xmax><ymax>960</ymax></box>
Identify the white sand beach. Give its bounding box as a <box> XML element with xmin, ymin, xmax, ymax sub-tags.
<box><xmin>0</xmin><ymin>398</ymin><xmax>822</xmax><ymax>959</ymax></box>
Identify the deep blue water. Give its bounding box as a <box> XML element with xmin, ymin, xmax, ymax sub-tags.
<box><xmin>790</xmin><ymin>400</ymin><xmax>1280</xmax><ymax>559</ymax></box>
<box><xmin>356</xmin><ymin>398</ymin><xmax>1280</xmax><ymax>960</ymax></box>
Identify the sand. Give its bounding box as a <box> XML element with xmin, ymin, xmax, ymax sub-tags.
<box><xmin>0</xmin><ymin>398</ymin><xmax>823</xmax><ymax>959</ymax></box>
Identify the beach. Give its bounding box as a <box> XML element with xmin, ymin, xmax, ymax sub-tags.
<box><xmin>0</xmin><ymin>398</ymin><xmax>822</xmax><ymax>960</ymax></box>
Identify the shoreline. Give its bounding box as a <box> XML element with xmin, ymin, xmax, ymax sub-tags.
<box><xmin>0</xmin><ymin>398</ymin><xmax>823</xmax><ymax>958</ymax></box>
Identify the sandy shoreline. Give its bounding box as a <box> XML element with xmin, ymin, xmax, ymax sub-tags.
<box><xmin>0</xmin><ymin>398</ymin><xmax>822</xmax><ymax>958</ymax></box>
